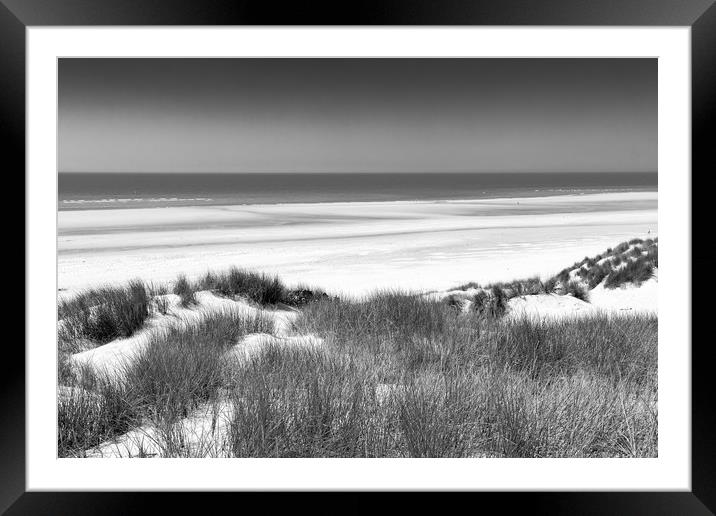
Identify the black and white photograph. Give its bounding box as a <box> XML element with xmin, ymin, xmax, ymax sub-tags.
<box><xmin>55</xmin><ymin>57</ymin><xmax>660</xmax><ymax>459</ymax></box>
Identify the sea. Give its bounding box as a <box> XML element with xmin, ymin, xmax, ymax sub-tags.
<box><xmin>58</xmin><ymin>172</ymin><xmax>657</xmax><ymax>211</ymax></box>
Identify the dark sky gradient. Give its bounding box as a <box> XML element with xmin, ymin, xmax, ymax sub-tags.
<box><xmin>58</xmin><ymin>58</ymin><xmax>656</xmax><ymax>173</ymax></box>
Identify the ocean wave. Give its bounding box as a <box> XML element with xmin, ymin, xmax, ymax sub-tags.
<box><xmin>61</xmin><ymin>197</ymin><xmax>214</xmax><ymax>204</ymax></box>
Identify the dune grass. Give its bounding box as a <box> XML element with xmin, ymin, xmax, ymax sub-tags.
<box><xmin>57</xmin><ymin>246</ymin><xmax>658</xmax><ymax>458</ymax></box>
<box><xmin>489</xmin><ymin>276</ymin><xmax>546</xmax><ymax>297</ymax></box>
<box><xmin>454</xmin><ymin>276</ymin><xmax>546</xmax><ymax>298</ymax></box>
<box><xmin>176</xmin><ymin>268</ymin><xmax>326</xmax><ymax>307</ymax></box>
<box><xmin>196</xmin><ymin>267</ymin><xmax>286</xmax><ymax>305</ymax></box>
<box><xmin>121</xmin><ymin>310</ymin><xmax>275</xmax><ymax>423</ymax></box>
<box><xmin>647</xmin><ymin>244</ymin><xmax>658</xmax><ymax>267</ymax></box>
<box><xmin>58</xmin><ymin>290</ymin><xmax>657</xmax><ymax>458</ymax></box>
<box><xmin>228</xmin><ymin>346</ymin><xmax>391</xmax><ymax>457</ymax></box>
<box><xmin>58</xmin><ymin>374</ymin><xmax>140</xmax><ymax>458</ymax></box>
<box><xmin>564</xmin><ymin>279</ymin><xmax>590</xmax><ymax>301</ymax></box>
<box><xmin>293</xmin><ymin>291</ymin><xmax>458</xmax><ymax>358</ymax></box>
<box><xmin>453</xmin><ymin>238</ymin><xmax>658</xmax><ymax>304</ymax></box>
<box><xmin>173</xmin><ymin>274</ymin><xmax>196</xmax><ymax>307</ymax></box>
<box><xmin>58</xmin><ymin>280</ymin><xmax>151</xmax><ymax>352</ymax></box>
<box><xmin>297</xmin><ymin>295</ymin><xmax>655</xmax><ymax>383</ymax></box>
<box><xmin>57</xmin><ymin>309</ymin><xmax>276</xmax><ymax>457</ymax></box>
<box><xmin>577</xmin><ymin>262</ymin><xmax>613</xmax><ymax>289</ymax></box>
<box><xmin>604</xmin><ymin>254</ymin><xmax>655</xmax><ymax>289</ymax></box>
<box><xmin>223</xmin><ymin>297</ymin><xmax>657</xmax><ymax>458</ymax></box>
<box><xmin>570</xmin><ymin>238</ymin><xmax>657</xmax><ymax>291</ymax></box>
<box><xmin>472</xmin><ymin>286</ymin><xmax>508</xmax><ymax>317</ymax></box>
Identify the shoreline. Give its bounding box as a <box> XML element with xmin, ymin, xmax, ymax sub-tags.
<box><xmin>57</xmin><ymin>187</ymin><xmax>657</xmax><ymax>212</ymax></box>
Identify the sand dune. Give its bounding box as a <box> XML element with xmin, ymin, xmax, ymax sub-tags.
<box><xmin>432</xmin><ymin>275</ymin><xmax>657</xmax><ymax>320</ymax></box>
<box><xmin>68</xmin><ymin>291</ymin><xmax>321</xmax><ymax>382</ymax></box>
<box><xmin>68</xmin><ymin>290</ymin><xmax>325</xmax><ymax>458</ymax></box>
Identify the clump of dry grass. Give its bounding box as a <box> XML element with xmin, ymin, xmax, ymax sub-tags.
<box><xmin>58</xmin><ymin>280</ymin><xmax>151</xmax><ymax>351</ymax></box>
<box><xmin>472</xmin><ymin>286</ymin><xmax>508</xmax><ymax>317</ymax></box>
<box><xmin>177</xmin><ymin>267</ymin><xmax>327</xmax><ymax>308</ymax></box>
<box><xmin>122</xmin><ymin>310</ymin><xmax>275</xmax><ymax>423</ymax></box>
<box><xmin>228</xmin><ymin>346</ymin><xmax>391</xmax><ymax>457</ymax></box>
<box><xmin>604</xmin><ymin>254</ymin><xmax>656</xmax><ymax>289</ymax></box>
<box><xmin>173</xmin><ymin>274</ymin><xmax>196</xmax><ymax>307</ymax></box>
<box><xmin>196</xmin><ymin>267</ymin><xmax>286</xmax><ymax>305</ymax></box>
<box><xmin>568</xmin><ymin>238</ymin><xmax>658</xmax><ymax>290</ymax></box>
<box><xmin>58</xmin><ymin>371</ymin><xmax>141</xmax><ymax>458</ymax></box>
<box><xmin>564</xmin><ymin>279</ymin><xmax>590</xmax><ymax>301</ymax></box>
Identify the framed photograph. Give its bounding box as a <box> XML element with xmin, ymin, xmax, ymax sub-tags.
<box><xmin>5</xmin><ymin>0</ymin><xmax>713</xmax><ymax>512</ymax></box>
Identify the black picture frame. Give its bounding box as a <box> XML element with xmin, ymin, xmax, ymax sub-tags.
<box><xmin>4</xmin><ymin>0</ymin><xmax>713</xmax><ymax>513</ymax></box>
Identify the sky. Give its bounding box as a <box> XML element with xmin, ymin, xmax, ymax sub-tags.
<box><xmin>58</xmin><ymin>58</ymin><xmax>656</xmax><ymax>174</ymax></box>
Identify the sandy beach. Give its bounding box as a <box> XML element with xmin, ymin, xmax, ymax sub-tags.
<box><xmin>58</xmin><ymin>191</ymin><xmax>657</xmax><ymax>296</ymax></box>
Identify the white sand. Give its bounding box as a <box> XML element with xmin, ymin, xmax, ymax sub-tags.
<box><xmin>589</xmin><ymin>272</ymin><xmax>658</xmax><ymax>314</ymax></box>
<box><xmin>228</xmin><ymin>333</ymin><xmax>323</xmax><ymax>363</ymax></box>
<box><xmin>85</xmin><ymin>400</ymin><xmax>235</xmax><ymax>458</ymax></box>
<box><xmin>506</xmin><ymin>294</ymin><xmax>596</xmax><ymax>320</ymax></box>
<box><xmin>58</xmin><ymin>191</ymin><xmax>657</xmax><ymax>297</ymax></box>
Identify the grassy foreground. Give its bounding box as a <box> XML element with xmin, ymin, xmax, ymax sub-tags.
<box><xmin>58</xmin><ymin>287</ymin><xmax>657</xmax><ymax>458</ymax></box>
<box><xmin>58</xmin><ymin>240</ymin><xmax>657</xmax><ymax>457</ymax></box>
